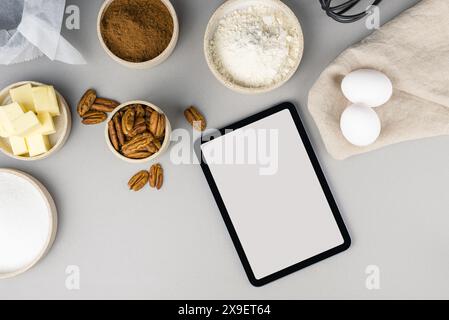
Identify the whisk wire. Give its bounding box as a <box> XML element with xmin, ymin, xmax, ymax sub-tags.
<box><xmin>319</xmin><ymin>0</ymin><xmax>383</xmax><ymax>23</ymax></box>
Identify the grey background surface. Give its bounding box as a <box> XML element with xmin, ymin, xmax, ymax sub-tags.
<box><xmin>2</xmin><ymin>0</ymin><xmax>446</xmax><ymax>300</ymax></box>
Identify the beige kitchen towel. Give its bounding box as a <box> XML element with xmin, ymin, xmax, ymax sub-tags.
<box><xmin>308</xmin><ymin>0</ymin><xmax>449</xmax><ymax>160</ymax></box>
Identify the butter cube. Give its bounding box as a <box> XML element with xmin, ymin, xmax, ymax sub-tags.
<box><xmin>32</xmin><ymin>86</ymin><xmax>60</xmax><ymax>116</ymax></box>
<box><xmin>0</xmin><ymin>123</ymin><xmax>8</xmax><ymax>138</ymax></box>
<box><xmin>12</xmin><ymin>111</ymin><xmax>41</xmax><ymax>137</ymax></box>
<box><xmin>27</xmin><ymin>112</ymin><xmax>56</xmax><ymax>136</ymax></box>
<box><xmin>9</xmin><ymin>84</ymin><xmax>35</xmax><ymax>112</ymax></box>
<box><xmin>0</xmin><ymin>102</ymin><xmax>25</xmax><ymax>136</ymax></box>
<box><xmin>9</xmin><ymin>136</ymin><xmax>28</xmax><ymax>156</ymax></box>
<box><xmin>37</xmin><ymin>112</ymin><xmax>56</xmax><ymax>135</ymax></box>
<box><xmin>0</xmin><ymin>102</ymin><xmax>25</xmax><ymax>119</ymax></box>
<box><xmin>26</xmin><ymin>134</ymin><xmax>50</xmax><ymax>157</ymax></box>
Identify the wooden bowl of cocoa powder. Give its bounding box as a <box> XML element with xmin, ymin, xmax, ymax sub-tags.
<box><xmin>97</xmin><ymin>0</ymin><xmax>179</xmax><ymax>69</ymax></box>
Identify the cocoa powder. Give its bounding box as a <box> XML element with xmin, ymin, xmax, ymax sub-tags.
<box><xmin>100</xmin><ymin>0</ymin><xmax>174</xmax><ymax>63</ymax></box>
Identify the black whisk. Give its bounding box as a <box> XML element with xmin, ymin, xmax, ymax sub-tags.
<box><xmin>319</xmin><ymin>0</ymin><xmax>383</xmax><ymax>23</ymax></box>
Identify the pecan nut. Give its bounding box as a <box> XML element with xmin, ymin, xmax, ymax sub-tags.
<box><xmin>82</xmin><ymin>110</ymin><xmax>107</xmax><ymax>125</ymax></box>
<box><xmin>128</xmin><ymin>122</ymin><xmax>147</xmax><ymax>138</ymax></box>
<box><xmin>122</xmin><ymin>109</ymin><xmax>135</xmax><ymax>136</ymax></box>
<box><xmin>128</xmin><ymin>170</ymin><xmax>149</xmax><ymax>191</ymax></box>
<box><xmin>91</xmin><ymin>98</ymin><xmax>119</xmax><ymax>113</ymax></box>
<box><xmin>184</xmin><ymin>106</ymin><xmax>206</xmax><ymax>132</ymax></box>
<box><xmin>127</xmin><ymin>151</ymin><xmax>153</xmax><ymax>159</ymax></box>
<box><xmin>145</xmin><ymin>106</ymin><xmax>154</xmax><ymax>120</ymax></box>
<box><xmin>135</xmin><ymin>104</ymin><xmax>146</xmax><ymax>118</ymax></box>
<box><xmin>121</xmin><ymin>132</ymin><xmax>155</xmax><ymax>156</ymax></box>
<box><xmin>149</xmin><ymin>112</ymin><xmax>166</xmax><ymax>138</ymax></box>
<box><xmin>108</xmin><ymin>120</ymin><xmax>119</xmax><ymax>151</ymax></box>
<box><xmin>149</xmin><ymin>163</ymin><xmax>163</xmax><ymax>190</ymax></box>
<box><xmin>113</xmin><ymin>113</ymin><xmax>126</xmax><ymax>146</ymax></box>
<box><xmin>95</xmin><ymin>97</ymin><xmax>119</xmax><ymax>107</ymax></box>
<box><xmin>127</xmin><ymin>115</ymin><xmax>146</xmax><ymax>138</ymax></box>
<box><xmin>143</xmin><ymin>142</ymin><xmax>160</xmax><ymax>154</ymax></box>
<box><xmin>153</xmin><ymin>139</ymin><xmax>162</xmax><ymax>150</ymax></box>
<box><xmin>77</xmin><ymin>89</ymin><xmax>96</xmax><ymax>117</ymax></box>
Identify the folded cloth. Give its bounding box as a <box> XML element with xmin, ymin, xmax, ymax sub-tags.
<box><xmin>308</xmin><ymin>0</ymin><xmax>449</xmax><ymax>160</ymax></box>
<box><xmin>0</xmin><ymin>0</ymin><xmax>85</xmax><ymax>65</ymax></box>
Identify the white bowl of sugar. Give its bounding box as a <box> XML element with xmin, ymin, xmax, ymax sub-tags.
<box><xmin>204</xmin><ymin>0</ymin><xmax>304</xmax><ymax>94</ymax></box>
<box><xmin>0</xmin><ymin>169</ymin><xmax>57</xmax><ymax>279</ymax></box>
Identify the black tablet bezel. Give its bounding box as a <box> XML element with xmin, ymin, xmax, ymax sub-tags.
<box><xmin>198</xmin><ymin>102</ymin><xmax>351</xmax><ymax>287</ymax></box>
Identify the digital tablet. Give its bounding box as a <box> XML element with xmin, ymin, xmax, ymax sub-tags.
<box><xmin>199</xmin><ymin>102</ymin><xmax>351</xmax><ymax>286</ymax></box>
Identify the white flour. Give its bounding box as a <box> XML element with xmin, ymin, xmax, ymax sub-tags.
<box><xmin>209</xmin><ymin>5</ymin><xmax>301</xmax><ymax>88</ymax></box>
<box><xmin>0</xmin><ymin>172</ymin><xmax>50</xmax><ymax>274</ymax></box>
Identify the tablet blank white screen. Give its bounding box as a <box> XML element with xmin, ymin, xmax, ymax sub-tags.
<box><xmin>201</xmin><ymin>109</ymin><xmax>344</xmax><ymax>280</ymax></box>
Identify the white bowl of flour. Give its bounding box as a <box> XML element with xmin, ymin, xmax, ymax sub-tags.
<box><xmin>0</xmin><ymin>169</ymin><xmax>57</xmax><ymax>279</ymax></box>
<box><xmin>204</xmin><ymin>0</ymin><xmax>304</xmax><ymax>94</ymax></box>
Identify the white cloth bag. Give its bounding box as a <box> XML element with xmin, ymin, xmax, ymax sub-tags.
<box><xmin>0</xmin><ymin>0</ymin><xmax>85</xmax><ymax>65</ymax></box>
<box><xmin>308</xmin><ymin>0</ymin><xmax>449</xmax><ymax>160</ymax></box>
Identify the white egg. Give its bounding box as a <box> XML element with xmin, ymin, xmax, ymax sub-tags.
<box><xmin>341</xmin><ymin>69</ymin><xmax>393</xmax><ymax>107</ymax></box>
<box><xmin>340</xmin><ymin>103</ymin><xmax>381</xmax><ymax>147</ymax></box>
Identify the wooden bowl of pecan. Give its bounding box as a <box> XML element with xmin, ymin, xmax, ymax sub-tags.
<box><xmin>104</xmin><ymin>101</ymin><xmax>171</xmax><ymax>163</ymax></box>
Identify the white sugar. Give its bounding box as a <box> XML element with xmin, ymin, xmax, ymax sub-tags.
<box><xmin>0</xmin><ymin>172</ymin><xmax>50</xmax><ymax>274</ymax></box>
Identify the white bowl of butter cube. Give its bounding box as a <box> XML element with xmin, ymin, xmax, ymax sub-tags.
<box><xmin>0</xmin><ymin>81</ymin><xmax>71</xmax><ymax>161</ymax></box>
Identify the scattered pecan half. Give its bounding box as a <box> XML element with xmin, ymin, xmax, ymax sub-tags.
<box><xmin>149</xmin><ymin>163</ymin><xmax>163</xmax><ymax>190</ymax></box>
<box><xmin>91</xmin><ymin>98</ymin><xmax>119</xmax><ymax>113</ymax></box>
<box><xmin>128</xmin><ymin>170</ymin><xmax>149</xmax><ymax>191</ymax></box>
<box><xmin>184</xmin><ymin>106</ymin><xmax>206</xmax><ymax>132</ymax></box>
<box><xmin>77</xmin><ymin>89</ymin><xmax>96</xmax><ymax>117</ymax></box>
<box><xmin>82</xmin><ymin>110</ymin><xmax>107</xmax><ymax>125</ymax></box>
